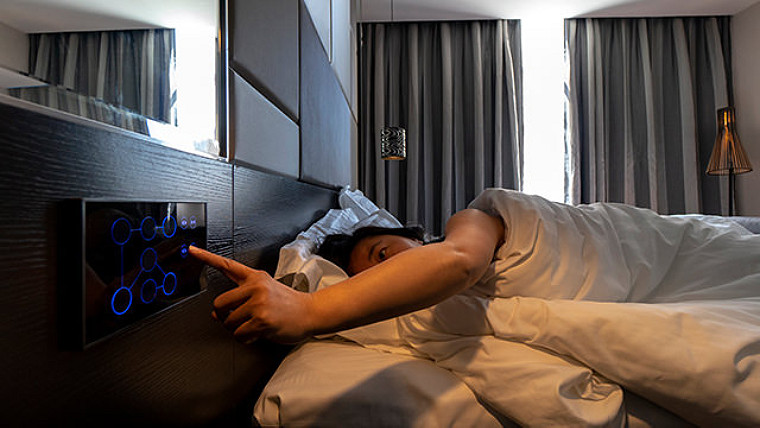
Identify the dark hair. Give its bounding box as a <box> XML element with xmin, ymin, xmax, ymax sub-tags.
<box><xmin>317</xmin><ymin>225</ymin><xmax>426</xmax><ymax>273</ymax></box>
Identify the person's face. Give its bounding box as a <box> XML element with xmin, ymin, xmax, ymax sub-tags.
<box><xmin>348</xmin><ymin>234</ymin><xmax>422</xmax><ymax>275</ymax></box>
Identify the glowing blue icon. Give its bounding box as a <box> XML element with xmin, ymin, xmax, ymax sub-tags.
<box><xmin>111</xmin><ymin>217</ymin><xmax>132</xmax><ymax>245</ymax></box>
<box><xmin>114</xmin><ymin>249</ymin><xmax>176</xmax><ymax>316</ymax></box>
<box><xmin>140</xmin><ymin>248</ymin><xmax>158</xmax><ymax>272</ymax></box>
<box><xmin>189</xmin><ymin>216</ymin><xmax>197</xmax><ymax>229</ymax></box>
<box><xmin>162</xmin><ymin>215</ymin><xmax>177</xmax><ymax>238</ymax></box>
<box><xmin>110</xmin><ymin>214</ymin><xmax>181</xmax><ymax>316</ymax></box>
<box><xmin>140</xmin><ymin>279</ymin><xmax>158</xmax><ymax>304</ymax></box>
<box><xmin>140</xmin><ymin>216</ymin><xmax>157</xmax><ymax>241</ymax></box>
<box><xmin>179</xmin><ymin>244</ymin><xmax>189</xmax><ymax>259</ymax></box>
<box><xmin>111</xmin><ymin>286</ymin><xmax>133</xmax><ymax>315</ymax></box>
<box><xmin>163</xmin><ymin>272</ymin><xmax>178</xmax><ymax>295</ymax></box>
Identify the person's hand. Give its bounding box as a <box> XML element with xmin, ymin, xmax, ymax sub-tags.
<box><xmin>189</xmin><ymin>246</ymin><xmax>314</xmax><ymax>344</ymax></box>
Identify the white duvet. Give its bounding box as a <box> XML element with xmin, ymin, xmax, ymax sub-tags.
<box><xmin>343</xmin><ymin>189</ymin><xmax>760</xmax><ymax>427</ymax></box>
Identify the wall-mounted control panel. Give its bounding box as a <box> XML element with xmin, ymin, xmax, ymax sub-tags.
<box><xmin>64</xmin><ymin>200</ymin><xmax>207</xmax><ymax>348</ymax></box>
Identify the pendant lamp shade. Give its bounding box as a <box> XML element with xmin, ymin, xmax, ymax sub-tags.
<box><xmin>381</xmin><ymin>126</ymin><xmax>406</xmax><ymax>160</ymax></box>
<box><xmin>706</xmin><ymin>107</ymin><xmax>753</xmax><ymax>175</ymax></box>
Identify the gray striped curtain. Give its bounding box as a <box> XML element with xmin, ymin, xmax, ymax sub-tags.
<box><xmin>9</xmin><ymin>85</ymin><xmax>152</xmax><ymax>134</ymax></box>
<box><xmin>565</xmin><ymin>17</ymin><xmax>733</xmax><ymax>215</ymax></box>
<box><xmin>360</xmin><ymin>20</ymin><xmax>523</xmax><ymax>235</ymax></box>
<box><xmin>13</xmin><ymin>29</ymin><xmax>176</xmax><ymax>126</ymax></box>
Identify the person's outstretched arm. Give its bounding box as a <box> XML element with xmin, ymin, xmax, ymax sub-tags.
<box><xmin>190</xmin><ymin>208</ymin><xmax>504</xmax><ymax>343</ymax></box>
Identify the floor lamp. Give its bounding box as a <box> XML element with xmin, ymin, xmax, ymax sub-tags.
<box><xmin>706</xmin><ymin>107</ymin><xmax>753</xmax><ymax>216</ymax></box>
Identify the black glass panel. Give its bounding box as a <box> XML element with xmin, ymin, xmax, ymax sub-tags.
<box><xmin>83</xmin><ymin>201</ymin><xmax>206</xmax><ymax>345</ymax></box>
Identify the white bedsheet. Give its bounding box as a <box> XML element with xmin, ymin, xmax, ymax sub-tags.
<box><xmin>345</xmin><ymin>189</ymin><xmax>760</xmax><ymax>426</ymax></box>
<box><xmin>254</xmin><ymin>339</ymin><xmax>505</xmax><ymax>427</ymax></box>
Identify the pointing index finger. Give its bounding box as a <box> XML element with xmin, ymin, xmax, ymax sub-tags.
<box><xmin>188</xmin><ymin>246</ymin><xmax>250</xmax><ymax>283</ymax></box>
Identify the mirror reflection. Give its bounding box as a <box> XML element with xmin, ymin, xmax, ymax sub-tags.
<box><xmin>0</xmin><ymin>0</ymin><xmax>220</xmax><ymax>157</ymax></box>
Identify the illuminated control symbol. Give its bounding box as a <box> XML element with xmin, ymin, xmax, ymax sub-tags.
<box><xmin>179</xmin><ymin>244</ymin><xmax>189</xmax><ymax>259</ymax></box>
<box><xmin>180</xmin><ymin>217</ymin><xmax>189</xmax><ymax>229</ymax></box>
<box><xmin>140</xmin><ymin>248</ymin><xmax>158</xmax><ymax>272</ymax></box>
<box><xmin>110</xmin><ymin>214</ymin><xmax>181</xmax><ymax>316</ymax></box>
<box><xmin>111</xmin><ymin>218</ymin><xmax>132</xmax><ymax>245</ymax></box>
<box><xmin>189</xmin><ymin>216</ymin><xmax>197</xmax><ymax>229</ymax></box>
<box><xmin>162</xmin><ymin>273</ymin><xmax>177</xmax><ymax>295</ymax></box>
<box><xmin>111</xmin><ymin>286</ymin><xmax>133</xmax><ymax>315</ymax></box>
<box><xmin>162</xmin><ymin>215</ymin><xmax>177</xmax><ymax>238</ymax></box>
<box><xmin>141</xmin><ymin>279</ymin><xmax>158</xmax><ymax>304</ymax></box>
<box><xmin>140</xmin><ymin>216</ymin><xmax>157</xmax><ymax>241</ymax></box>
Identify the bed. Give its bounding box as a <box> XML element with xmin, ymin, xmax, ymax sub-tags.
<box><xmin>251</xmin><ymin>188</ymin><xmax>760</xmax><ymax>427</ymax></box>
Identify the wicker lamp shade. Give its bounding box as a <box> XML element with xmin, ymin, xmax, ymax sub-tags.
<box><xmin>706</xmin><ymin>107</ymin><xmax>753</xmax><ymax>175</ymax></box>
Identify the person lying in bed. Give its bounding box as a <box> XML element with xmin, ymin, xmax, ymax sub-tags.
<box><xmin>192</xmin><ymin>188</ymin><xmax>760</xmax><ymax>426</ymax></box>
<box><xmin>190</xmin><ymin>188</ymin><xmax>760</xmax><ymax>345</ymax></box>
<box><xmin>190</xmin><ymin>201</ymin><xmax>504</xmax><ymax>344</ymax></box>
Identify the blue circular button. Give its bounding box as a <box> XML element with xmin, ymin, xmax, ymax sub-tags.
<box><xmin>140</xmin><ymin>279</ymin><xmax>158</xmax><ymax>304</ymax></box>
<box><xmin>162</xmin><ymin>272</ymin><xmax>177</xmax><ymax>295</ymax></box>
<box><xmin>189</xmin><ymin>216</ymin><xmax>197</xmax><ymax>229</ymax></box>
<box><xmin>179</xmin><ymin>244</ymin><xmax>189</xmax><ymax>259</ymax></box>
<box><xmin>140</xmin><ymin>248</ymin><xmax>158</xmax><ymax>272</ymax></box>
<box><xmin>111</xmin><ymin>217</ymin><xmax>132</xmax><ymax>246</ymax></box>
<box><xmin>140</xmin><ymin>216</ymin><xmax>157</xmax><ymax>241</ymax></box>
<box><xmin>111</xmin><ymin>287</ymin><xmax>133</xmax><ymax>315</ymax></box>
<box><xmin>162</xmin><ymin>215</ymin><xmax>177</xmax><ymax>238</ymax></box>
<box><xmin>180</xmin><ymin>217</ymin><xmax>188</xmax><ymax>229</ymax></box>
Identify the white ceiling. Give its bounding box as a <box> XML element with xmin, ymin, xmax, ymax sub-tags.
<box><xmin>0</xmin><ymin>0</ymin><xmax>217</xmax><ymax>33</ymax></box>
<box><xmin>0</xmin><ymin>0</ymin><xmax>757</xmax><ymax>34</ymax></box>
<box><xmin>360</xmin><ymin>0</ymin><xmax>760</xmax><ymax>21</ymax></box>
<box><xmin>1</xmin><ymin>0</ymin><xmax>758</xmax><ymax>34</ymax></box>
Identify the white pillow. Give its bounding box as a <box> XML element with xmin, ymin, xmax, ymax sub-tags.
<box><xmin>273</xmin><ymin>187</ymin><xmax>416</xmax><ymax>354</ymax></box>
<box><xmin>274</xmin><ymin>187</ymin><xmax>401</xmax><ymax>293</ymax></box>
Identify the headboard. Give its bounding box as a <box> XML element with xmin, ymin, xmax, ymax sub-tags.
<box><xmin>0</xmin><ymin>98</ymin><xmax>340</xmax><ymax>425</ymax></box>
<box><xmin>0</xmin><ymin>0</ymin><xmax>353</xmax><ymax>423</ymax></box>
<box><xmin>227</xmin><ymin>164</ymin><xmax>339</xmax><ymax>423</ymax></box>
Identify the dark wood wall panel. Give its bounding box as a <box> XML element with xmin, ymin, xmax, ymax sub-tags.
<box><xmin>299</xmin><ymin>0</ymin><xmax>353</xmax><ymax>188</ymax></box>
<box><xmin>233</xmin><ymin>164</ymin><xmax>337</xmax><ymax>274</ymax></box>
<box><xmin>0</xmin><ymin>0</ymin><xmax>354</xmax><ymax>424</ymax></box>
<box><xmin>229</xmin><ymin>0</ymin><xmax>300</xmax><ymax>120</ymax></box>
<box><xmin>231</xmin><ymin>163</ymin><xmax>338</xmax><ymax>419</ymax></box>
<box><xmin>0</xmin><ymin>102</ymin><xmax>238</xmax><ymax>426</ymax></box>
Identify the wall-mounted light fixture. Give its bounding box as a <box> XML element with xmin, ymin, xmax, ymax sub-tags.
<box><xmin>706</xmin><ymin>106</ymin><xmax>753</xmax><ymax>216</ymax></box>
<box><xmin>381</xmin><ymin>126</ymin><xmax>406</xmax><ymax>160</ymax></box>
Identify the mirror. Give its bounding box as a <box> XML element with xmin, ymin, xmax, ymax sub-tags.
<box><xmin>0</xmin><ymin>0</ymin><xmax>224</xmax><ymax>158</ymax></box>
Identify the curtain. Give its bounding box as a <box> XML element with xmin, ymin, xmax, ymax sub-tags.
<box><xmin>565</xmin><ymin>17</ymin><xmax>733</xmax><ymax>215</ymax></box>
<box><xmin>12</xmin><ymin>29</ymin><xmax>176</xmax><ymax>125</ymax></box>
<box><xmin>360</xmin><ymin>20</ymin><xmax>523</xmax><ymax>235</ymax></box>
<box><xmin>9</xmin><ymin>85</ymin><xmax>150</xmax><ymax>135</ymax></box>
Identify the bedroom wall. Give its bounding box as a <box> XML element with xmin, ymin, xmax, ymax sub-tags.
<box><xmin>733</xmin><ymin>1</ymin><xmax>760</xmax><ymax>216</ymax></box>
<box><xmin>0</xmin><ymin>21</ymin><xmax>28</xmax><ymax>96</ymax></box>
<box><xmin>0</xmin><ymin>21</ymin><xmax>27</xmax><ymax>72</ymax></box>
<box><xmin>229</xmin><ymin>0</ymin><xmax>358</xmax><ymax>188</ymax></box>
<box><xmin>0</xmin><ymin>0</ymin><xmax>351</xmax><ymax>425</ymax></box>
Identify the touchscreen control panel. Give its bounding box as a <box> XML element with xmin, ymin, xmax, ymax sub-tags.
<box><xmin>67</xmin><ymin>201</ymin><xmax>207</xmax><ymax>347</ymax></box>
